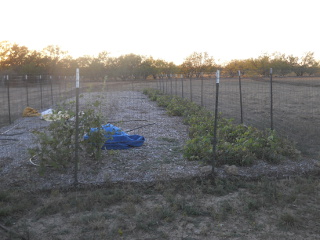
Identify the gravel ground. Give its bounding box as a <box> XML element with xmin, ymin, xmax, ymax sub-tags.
<box><xmin>0</xmin><ymin>91</ymin><xmax>319</xmax><ymax>192</ymax></box>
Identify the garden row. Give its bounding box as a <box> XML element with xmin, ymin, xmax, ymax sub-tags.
<box><xmin>143</xmin><ymin>88</ymin><xmax>299</xmax><ymax>167</ymax></box>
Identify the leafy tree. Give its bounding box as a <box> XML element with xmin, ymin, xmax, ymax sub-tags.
<box><xmin>224</xmin><ymin>59</ymin><xmax>244</xmax><ymax>77</ymax></box>
<box><xmin>113</xmin><ymin>54</ymin><xmax>143</xmax><ymax>80</ymax></box>
<box><xmin>167</xmin><ymin>62</ymin><xmax>179</xmax><ymax>78</ymax></box>
<box><xmin>77</xmin><ymin>55</ymin><xmax>101</xmax><ymax>80</ymax></box>
<box><xmin>300</xmin><ymin>52</ymin><xmax>319</xmax><ymax>76</ymax></box>
<box><xmin>0</xmin><ymin>41</ymin><xmax>30</xmax><ymax>74</ymax></box>
<box><xmin>21</xmin><ymin>50</ymin><xmax>46</xmax><ymax>75</ymax></box>
<box><xmin>138</xmin><ymin>57</ymin><xmax>157</xmax><ymax>79</ymax></box>
<box><xmin>77</xmin><ymin>53</ymin><xmax>109</xmax><ymax>80</ymax></box>
<box><xmin>57</xmin><ymin>55</ymin><xmax>78</xmax><ymax>76</ymax></box>
<box><xmin>269</xmin><ymin>52</ymin><xmax>292</xmax><ymax>76</ymax></box>
<box><xmin>153</xmin><ymin>59</ymin><xmax>170</xmax><ymax>79</ymax></box>
<box><xmin>285</xmin><ymin>52</ymin><xmax>319</xmax><ymax>76</ymax></box>
<box><xmin>251</xmin><ymin>54</ymin><xmax>271</xmax><ymax>76</ymax></box>
<box><xmin>181</xmin><ymin>52</ymin><xmax>215</xmax><ymax>78</ymax></box>
<box><xmin>105</xmin><ymin>56</ymin><xmax>118</xmax><ymax>80</ymax></box>
<box><xmin>0</xmin><ymin>41</ymin><xmax>14</xmax><ymax>72</ymax></box>
<box><xmin>41</xmin><ymin>45</ymin><xmax>68</xmax><ymax>75</ymax></box>
<box><xmin>89</xmin><ymin>52</ymin><xmax>110</xmax><ymax>81</ymax></box>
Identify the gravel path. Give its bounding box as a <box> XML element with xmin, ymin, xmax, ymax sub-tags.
<box><xmin>0</xmin><ymin>91</ymin><xmax>203</xmax><ymax>191</ymax></box>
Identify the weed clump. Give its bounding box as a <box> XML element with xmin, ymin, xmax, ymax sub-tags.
<box><xmin>143</xmin><ymin>88</ymin><xmax>299</xmax><ymax>166</ymax></box>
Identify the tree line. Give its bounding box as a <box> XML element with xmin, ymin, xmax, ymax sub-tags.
<box><xmin>224</xmin><ymin>52</ymin><xmax>320</xmax><ymax>77</ymax></box>
<box><xmin>1</xmin><ymin>41</ymin><xmax>319</xmax><ymax>81</ymax></box>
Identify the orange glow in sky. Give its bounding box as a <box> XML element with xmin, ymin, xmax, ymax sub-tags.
<box><xmin>2</xmin><ymin>0</ymin><xmax>320</xmax><ymax>64</ymax></box>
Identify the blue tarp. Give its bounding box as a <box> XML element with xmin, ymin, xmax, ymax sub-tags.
<box><xmin>84</xmin><ymin>124</ymin><xmax>145</xmax><ymax>150</ymax></box>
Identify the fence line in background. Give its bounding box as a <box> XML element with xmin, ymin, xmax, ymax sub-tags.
<box><xmin>0</xmin><ymin>75</ymin><xmax>83</xmax><ymax>127</ymax></box>
<box><xmin>1</xmin><ymin>73</ymin><xmax>320</xmax><ymax>158</ymax></box>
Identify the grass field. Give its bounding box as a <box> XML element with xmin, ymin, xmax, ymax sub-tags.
<box><xmin>1</xmin><ymin>176</ymin><xmax>319</xmax><ymax>239</ymax></box>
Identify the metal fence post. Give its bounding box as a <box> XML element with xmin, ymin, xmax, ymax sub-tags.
<box><xmin>170</xmin><ymin>74</ymin><xmax>173</xmax><ymax>95</ymax></box>
<box><xmin>175</xmin><ymin>75</ymin><xmax>178</xmax><ymax>96</ymax></box>
<box><xmin>162</xmin><ymin>77</ymin><xmax>165</xmax><ymax>93</ymax></box>
<box><xmin>50</xmin><ymin>75</ymin><xmax>54</xmax><ymax>105</ymax></box>
<box><xmin>270</xmin><ymin>68</ymin><xmax>273</xmax><ymax>130</ymax></box>
<box><xmin>25</xmin><ymin>75</ymin><xmax>29</xmax><ymax>106</ymax></box>
<box><xmin>6</xmin><ymin>75</ymin><xmax>11</xmax><ymax>124</ymax></box>
<box><xmin>65</xmin><ymin>76</ymin><xmax>67</xmax><ymax>98</ymax></box>
<box><xmin>201</xmin><ymin>73</ymin><xmax>204</xmax><ymax>106</ymax></box>
<box><xmin>211</xmin><ymin>70</ymin><xmax>220</xmax><ymax>180</ymax></box>
<box><xmin>58</xmin><ymin>76</ymin><xmax>61</xmax><ymax>99</ymax></box>
<box><xmin>74</xmin><ymin>68</ymin><xmax>80</xmax><ymax>186</ymax></box>
<box><xmin>190</xmin><ymin>75</ymin><xmax>193</xmax><ymax>102</ymax></box>
<box><xmin>40</xmin><ymin>75</ymin><xmax>43</xmax><ymax>109</ymax></box>
<box><xmin>181</xmin><ymin>74</ymin><xmax>184</xmax><ymax>98</ymax></box>
<box><xmin>238</xmin><ymin>70</ymin><xmax>243</xmax><ymax>124</ymax></box>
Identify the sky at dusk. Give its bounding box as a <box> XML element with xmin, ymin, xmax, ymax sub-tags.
<box><xmin>2</xmin><ymin>0</ymin><xmax>320</xmax><ymax>64</ymax></box>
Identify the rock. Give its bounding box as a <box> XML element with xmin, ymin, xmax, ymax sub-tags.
<box><xmin>224</xmin><ymin>165</ymin><xmax>239</xmax><ymax>175</ymax></box>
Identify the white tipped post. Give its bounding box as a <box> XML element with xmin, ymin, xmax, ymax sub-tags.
<box><xmin>74</xmin><ymin>68</ymin><xmax>80</xmax><ymax>186</ymax></box>
<box><xmin>216</xmin><ymin>70</ymin><xmax>220</xmax><ymax>83</ymax></box>
<box><xmin>212</xmin><ymin>69</ymin><xmax>220</xmax><ymax>180</ymax></box>
<box><xmin>76</xmin><ymin>68</ymin><xmax>80</xmax><ymax>88</ymax></box>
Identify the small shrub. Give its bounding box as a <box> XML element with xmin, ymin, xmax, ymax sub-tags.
<box><xmin>156</xmin><ymin>95</ymin><xmax>172</xmax><ymax>107</ymax></box>
<box><xmin>143</xmin><ymin>88</ymin><xmax>163</xmax><ymax>101</ymax></box>
<box><xmin>29</xmin><ymin>100</ymin><xmax>106</xmax><ymax>173</ymax></box>
<box><xmin>183</xmin><ymin>135</ymin><xmax>212</xmax><ymax>162</ymax></box>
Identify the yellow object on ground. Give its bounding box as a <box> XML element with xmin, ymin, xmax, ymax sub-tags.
<box><xmin>22</xmin><ymin>107</ymin><xmax>41</xmax><ymax>117</ymax></box>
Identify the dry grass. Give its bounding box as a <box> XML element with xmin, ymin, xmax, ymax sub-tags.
<box><xmin>1</xmin><ymin>176</ymin><xmax>319</xmax><ymax>239</ymax></box>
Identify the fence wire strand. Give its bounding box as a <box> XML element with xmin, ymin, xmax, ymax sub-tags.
<box><xmin>1</xmin><ymin>74</ymin><xmax>320</xmax><ymax>157</ymax></box>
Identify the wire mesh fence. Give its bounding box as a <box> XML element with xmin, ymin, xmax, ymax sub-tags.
<box><xmin>1</xmin><ymin>73</ymin><xmax>320</xmax><ymax>158</ymax></box>
<box><xmin>0</xmin><ymin>75</ymin><xmax>78</xmax><ymax>127</ymax></box>
<box><xmin>156</xmin><ymin>74</ymin><xmax>320</xmax><ymax>157</ymax></box>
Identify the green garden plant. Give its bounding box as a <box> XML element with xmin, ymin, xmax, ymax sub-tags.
<box><xmin>143</xmin><ymin>88</ymin><xmax>300</xmax><ymax>166</ymax></box>
<box><xmin>28</xmin><ymin>100</ymin><xmax>106</xmax><ymax>173</ymax></box>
